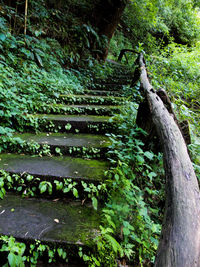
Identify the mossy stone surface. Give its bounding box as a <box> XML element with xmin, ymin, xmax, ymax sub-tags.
<box><xmin>84</xmin><ymin>90</ymin><xmax>122</xmax><ymax>96</ymax></box>
<box><xmin>0</xmin><ymin>153</ymin><xmax>108</xmax><ymax>182</ymax></box>
<box><xmin>36</xmin><ymin>114</ymin><xmax>114</xmax><ymax>134</ymax></box>
<box><xmin>59</xmin><ymin>94</ymin><xmax>125</xmax><ymax>105</ymax></box>
<box><xmin>60</xmin><ymin>94</ymin><xmax>123</xmax><ymax>100</ymax></box>
<box><xmin>49</xmin><ymin>104</ymin><xmax>122</xmax><ymax>115</ymax></box>
<box><xmin>14</xmin><ymin>132</ymin><xmax>111</xmax><ymax>148</ymax></box>
<box><xmin>88</xmin><ymin>84</ymin><xmax>124</xmax><ymax>91</ymax></box>
<box><xmin>0</xmin><ymin>193</ymin><xmax>100</xmax><ymax>246</ymax></box>
<box><xmin>36</xmin><ymin>114</ymin><xmax>111</xmax><ymax>122</ymax></box>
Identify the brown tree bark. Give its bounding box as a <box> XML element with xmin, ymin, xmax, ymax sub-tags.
<box><xmin>91</xmin><ymin>0</ymin><xmax>128</xmax><ymax>60</ymax></box>
<box><xmin>138</xmin><ymin>54</ymin><xmax>200</xmax><ymax>267</ymax></box>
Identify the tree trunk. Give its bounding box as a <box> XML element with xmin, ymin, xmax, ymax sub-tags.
<box><xmin>91</xmin><ymin>0</ymin><xmax>128</xmax><ymax>60</ymax></box>
<box><xmin>138</xmin><ymin>54</ymin><xmax>200</xmax><ymax>267</ymax></box>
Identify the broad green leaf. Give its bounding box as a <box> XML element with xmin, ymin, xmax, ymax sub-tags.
<box><xmin>65</xmin><ymin>123</ymin><xmax>72</xmax><ymax>130</ymax></box>
<box><xmin>92</xmin><ymin>197</ymin><xmax>98</xmax><ymax>210</ymax></box>
<box><xmin>0</xmin><ymin>33</ymin><xmax>6</xmax><ymax>42</ymax></box>
<box><xmin>39</xmin><ymin>183</ymin><xmax>47</xmax><ymax>193</ymax></box>
<box><xmin>8</xmin><ymin>253</ymin><xmax>17</xmax><ymax>267</ymax></box>
<box><xmin>144</xmin><ymin>151</ymin><xmax>154</xmax><ymax>160</ymax></box>
<box><xmin>72</xmin><ymin>188</ymin><xmax>79</xmax><ymax>198</ymax></box>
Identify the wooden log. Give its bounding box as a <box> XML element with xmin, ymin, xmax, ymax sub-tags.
<box><xmin>136</xmin><ymin>87</ymin><xmax>191</xmax><ymax>152</ymax></box>
<box><xmin>138</xmin><ymin>54</ymin><xmax>200</xmax><ymax>267</ymax></box>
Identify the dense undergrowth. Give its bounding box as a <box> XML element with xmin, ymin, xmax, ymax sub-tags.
<box><xmin>0</xmin><ymin>14</ymin><xmax>85</xmax><ymax>137</ymax></box>
<box><xmin>109</xmin><ymin>33</ymin><xmax>200</xmax><ymax>180</ymax></box>
<box><xmin>79</xmin><ymin>102</ymin><xmax>165</xmax><ymax>266</ymax></box>
<box><xmin>147</xmin><ymin>44</ymin><xmax>200</xmax><ymax>178</ymax></box>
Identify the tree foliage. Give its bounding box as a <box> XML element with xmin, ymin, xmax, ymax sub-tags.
<box><xmin>121</xmin><ymin>0</ymin><xmax>200</xmax><ymax>51</ymax></box>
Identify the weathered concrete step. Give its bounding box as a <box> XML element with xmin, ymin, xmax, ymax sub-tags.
<box><xmin>0</xmin><ymin>193</ymin><xmax>100</xmax><ymax>246</ymax></box>
<box><xmin>105</xmin><ymin>59</ymin><xmax>133</xmax><ymax>71</ymax></box>
<box><xmin>14</xmin><ymin>132</ymin><xmax>111</xmax><ymax>158</ymax></box>
<box><xmin>106</xmin><ymin>73</ymin><xmax>133</xmax><ymax>78</ymax></box>
<box><xmin>93</xmin><ymin>78</ymin><xmax>132</xmax><ymax>85</ymax></box>
<box><xmin>0</xmin><ymin>153</ymin><xmax>108</xmax><ymax>183</ymax></box>
<box><xmin>48</xmin><ymin>104</ymin><xmax>121</xmax><ymax>116</ymax></box>
<box><xmin>37</xmin><ymin>114</ymin><xmax>115</xmax><ymax>134</ymax></box>
<box><xmin>84</xmin><ymin>90</ymin><xmax>122</xmax><ymax>97</ymax></box>
<box><xmin>89</xmin><ymin>84</ymin><xmax>124</xmax><ymax>91</ymax></box>
<box><xmin>59</xmin><ymin>95</ymin><xmax>124</xmax><ymax>105</ymax></box>
<box><xmin>111</xmin><ymin>69</ymin><xmax>133</xmax><ymax>75</ymax></box>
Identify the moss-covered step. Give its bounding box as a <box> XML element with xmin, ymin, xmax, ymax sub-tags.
<box><xmin>88</xmin><ymin>84</ymin><xmax>124</xmax><ymax>91</ymax></box>
<box><xmin>106</xmin><ymin>73</ymin><xmax>133</xmax><ymax>78</ymax></box>
<box><xmin>0</xmin><ymin>153</ymin><xmax>109</xmax><ymax>183</ymax></box>
<box><xmin>45</xmin><ymin>104</ymin><xmax>122</xmax><ymax>116</ymax></box>
<box><xmin>14</xmin><ymin>132</ymin><xmax>111</xmax><ymax>158</ymax></box>
<box><xmin>84</xmin><ymin>90</ymin><xmax>122</xmax><ymax>97</ymax></box>
<box><xmin>0</xmin><ymin>193</ymin><xmax>100</xmax><ymax>247</ymax></box>
<box><xmin>36</xmin><ymin>114</ymin><xmax>116</xmax><ymax>134</ymax></box>
<box><xmin>93</xmin><ymin>77</ymin><xmax>132</xmax><ymax>85</ymax></box>
<box><xmin>59</xmin><ymin>95</ymin><xmax>125</xmax><ymax>105</ymax></box>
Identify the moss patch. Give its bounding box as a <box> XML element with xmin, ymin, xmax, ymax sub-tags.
<box><xmin>0</xmin><ymin>153</ymin><xmax>109</xmax><ymax>182</ymax></box>
<box><xmin>0</xmin><ymin>193</ymin><xmax>100</xmax><ymax>246</ymax></box>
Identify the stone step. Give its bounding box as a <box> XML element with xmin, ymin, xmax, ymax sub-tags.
<box><xmin>111</xmin><ymin>70</ymin><xmax>133</xmax><ymax>75</ymax></box>
<box><xmin>0</xmin><ymin>193</ymin><xmax>100</xmax><ymax>247</ymax></box>
<box><xmin>93</xmin><ymin>77</ymin><xmax>132</xmax><ymax>85</ymax></box>
<box><xmin>47</xmin><ymin>104</ymin><xmax>121</xmax><ymax>116</ymax></box>
<box><xmin>92</xmin><ymin>73</ymin><xmax>133</xmax><ymax>81</ymax></box>
<box><xmin>36</xmin><ymin>114</ymin><xmax>115</xmax><ymax>134</ymax></box>
<box><xmin>89</xmin><ymin>84</ymin><xmax>124</xmax><ymax>91</ymax></box>
<box><xmin>107</xmin><ymin>73</ymin><xmax>133</xmax><ymax>78</ymax></box>
<box><xmin>59</xmin><ymin>94</ymin><xmax>125</xmax><ymax>106</ymax></box>
<box><xmin>105</xmin><ymin>60</ymin><xmax>133</xmax><ymax>71</ymax></box>
<box><xmin>84</xmin><ymin>90</ymin><xmax>122</xmax><ymax>97</ymax></box>
<box><xmin>14</xmin><ymin>132</ymin><xmax>111</xmax><ymax>158</ymax></box>
<box><xmin>0</xmin><ymin>153</ymin><xmax>108</xmax><ymax>183</ymax></box>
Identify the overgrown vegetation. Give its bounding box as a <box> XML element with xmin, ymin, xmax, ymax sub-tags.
<box><xmin>148</xmin><ymin>44</ymin><xmax>200</xmax><ymax>177</ymax></box>
<box><xmin>0</xmin><ymin>0</ymin><xmax>200</xmax><ymax>266</ymax></box>
<box><xmin>109</xmin><ymin>0</ymin><xmax>200</xmax><ymax>178</ymax></box>
<box><xmin>79</xmin><ymin>102</ymin><xmax>164</xmax><ymax>266</ymax></box>
<box><xmin>0</xmin><ymin>13</ymin><xmax>84</xmax><ymax>135</ymax></box>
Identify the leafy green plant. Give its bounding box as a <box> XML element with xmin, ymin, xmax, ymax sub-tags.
<box><xmin>0</xmin><ymin>12</ymin><xmax>84</xmax><ymax>138</ymax></box>
<box><xmin>0</xmin><ymin>236</ymin><xmax>69</xmax><ymax>266</ymax></box>
<box><xmin>147</xmin><ymin>43</ymin><xmax>200</xmax><ymax>177</ymax></box>
<box><xmin>79</xmin><ymin>102</ymin><xmax>164</xmax><ymax>266</ymax></box>
<box><xmin>0</xmin><ymin>236</ymin><xmax>26</xmax><ymax>267</ymax></box>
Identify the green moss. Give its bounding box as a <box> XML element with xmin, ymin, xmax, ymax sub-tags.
<box><xmin>35</xmin><ymin>114</ymin><xmax>111</xmax><ymax>122</ymax></box>
<box><xmin>14</xmin><ymin>132</ymin><xmax>111</xmax><ymax>148</ymax></box>
<box><xmin>0</xmin><ymin>153</ymin><xmax>109</xmax><ymax>182</ymax></box>
<box><xmin>59</xmin><ymin>94</ymin><xmax>125</xmax><ymax>105</ymax></box>
<box><xmin>0</xmin><ymin>193</ymin><xmax>100</xmax><ymax>246</ymax></box>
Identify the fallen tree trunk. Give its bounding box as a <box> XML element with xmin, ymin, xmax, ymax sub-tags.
<box><xmin>138</xmin><ymin>53</ymin><xmax>200</xmax><ymax>267</ymax></box>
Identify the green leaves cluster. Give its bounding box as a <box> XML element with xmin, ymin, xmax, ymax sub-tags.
<box><xmin>0</xmin><ymin>236</ymin><xmax>26</xmax><ymax>267</ymax></box>
<box><xmin>147</xmin><ymin>44</ymin><xmax>200</xmax><ymax>177</ymax></box>
<box><xmin>109</xmin><ymin>0</ymin><xmax>200</xmax><ymax>57</ymax></box>
<box><xmin>0</xmin><ymin>12</ymin><xmax>84</xmax><ymax>138</ymax></box>
<box><xmin>0</xmin><ymin>170</ymin><xmax>106</xmax><ymax>210</ymax></box>
<box><xmin>0</xmin><ymin>237</ymin><xmax>68</xmax><ymax>266</ymax></box>
<box><xmin>85</xmin><ymin>102</ymin><xmax>164</xmax><ymax>266</ymax></box>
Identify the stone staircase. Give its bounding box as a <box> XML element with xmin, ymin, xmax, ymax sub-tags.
<box><xmin>0</xmin><ymin>63</ymin><xmax>133</xmax><ymax>265</ymax></box>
